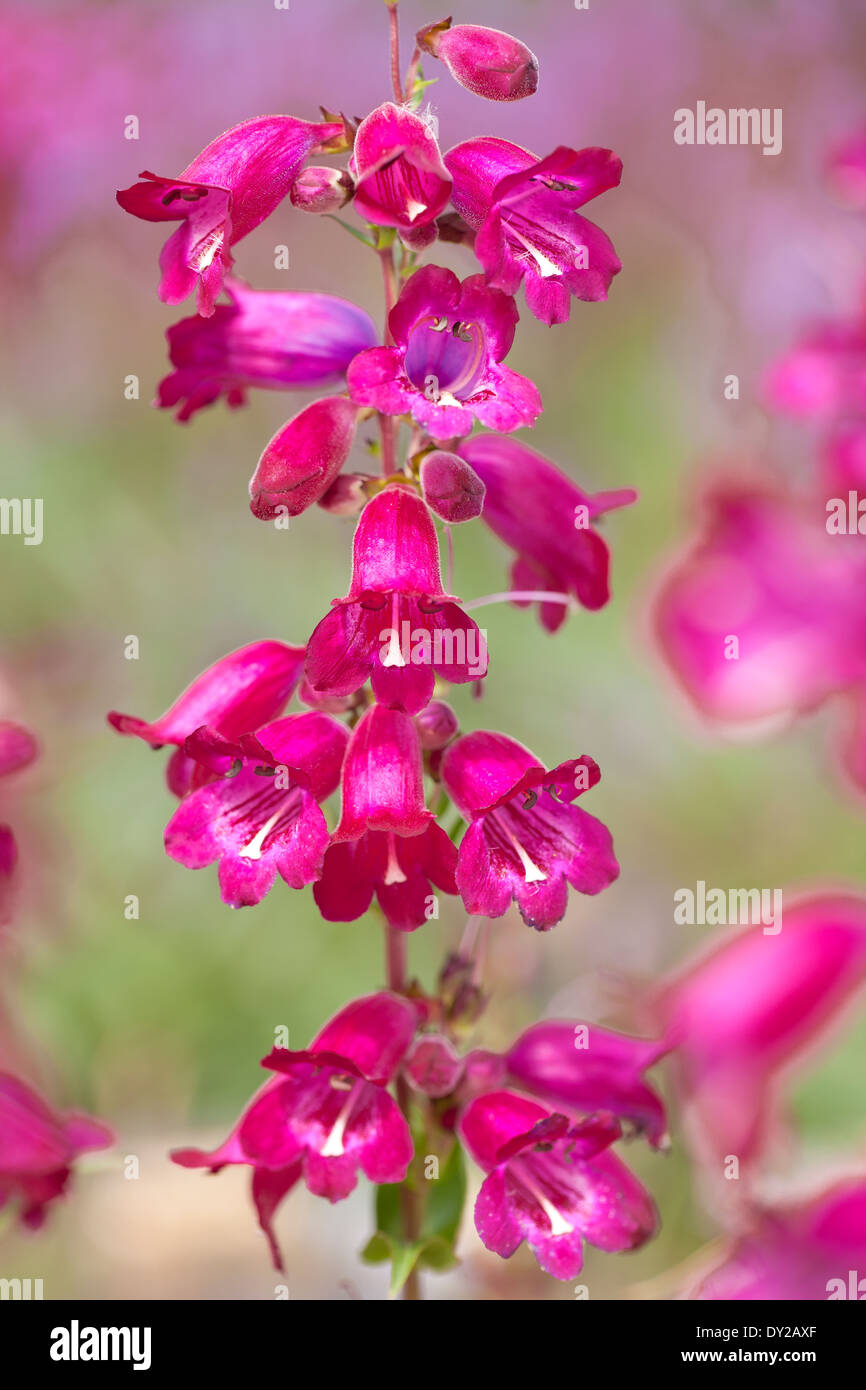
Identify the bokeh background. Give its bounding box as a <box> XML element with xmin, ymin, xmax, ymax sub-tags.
<box><xmin>2</xmin><ymin>0</ymin><xmax>866</xmax><ymax>1300</ymax></box>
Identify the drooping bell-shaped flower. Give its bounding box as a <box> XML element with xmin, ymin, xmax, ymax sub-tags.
<box><xmin>419</xmin><ymin>450</ymin><xmax>485</xmax><ymax>523</ymax></box>
<box><xmin>314</xmin><ymin>822</ymin><xmax>457</xmax><ymax>932</ymax></box>
<box><xmin>458</xmin><ymin>1089</ymin><xmax>657</xmax><ymax>1279</ymax></box>
<box><xmin>157</xmin><ymin>280</ymin><xmax>378</xmax><ymax>421</ymax></box>
<box><xmin>459</xmin><ymin>434</ymin><xmax>636</xmax><ymax>627</ymax></box>
<box><xmin>505</xmin><ymin>1021</ymin><xmax>669</xmax><ymax>1148</ymax></box>
<box><xmin>117</xmin><ymin>115</ymin><xmax>343</xmax><ymax>315</ymax></box>
<box><xmin>164</xmin><ymin>711</ymin><xmax>349</xmax><ymax>908</ymax></box>
<box><xmin>445</xmin><ymin>140</ymin><xmax>622</xmax><ymax>324</ymax></box>
<box><xmin>249</xmin><ymin>397</ymin><xmax>360</xmax><ymax>520</ymax></box>
<box><xmin>690</xmin><ymin>1180</ymin><xmax>866</xmax><ymax>1300</ymax></box>
<box><xmin>0</xmin><ymin>1073</ymin><xmax>113</xmax><ymax>1230</ymax></box>
<box><xmin>171</xmin><ymin>992</ymin><xmax>418</xmax><ymax>1268</ymax></box>
<box><xmin>331</xmin><ymin>704</ymin><xmax>433</xmax><ymax>843</ymax></box>
<box><xmin>417</xmin><ymin>20</ymin><xmax>538</xmax><ymax>102</ymax></box>
<box><xmin>351</xmin><ymin>103</ymin><xmax>451</xmax><ymax>249</ymax></box>
<box><xmin>305</xmin><ymin>485</ymin><xmax>488</xmax><ymax>713</ymax></box>
<box><xmin>441</xmin><ymin>730</ymin><xmax>618</xmax><ymax>929</ymax></box>
<box><xmin>108</xmin><ymin>641</ymin><xmax>306</xmax><ymax>797</ymax></box>
<box><xmin>346</xmin><ymin>265</ymin><xmax>541</xmax><ymax>441</ymax></box>
<box><xmin>658</xmin><ymin>893</ymin><xmax>866</xmax><ymax>1173</ymax></box>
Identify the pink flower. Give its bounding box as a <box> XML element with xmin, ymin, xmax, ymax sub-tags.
<box><xmin>108</xmin><ymin>640</ymin><xmax>306</xmax><ymax>797</ymax></box>
<box><xmin>346</xmin><ymin>265</ymin><xmax>541</xmax><ymax>440</ymax></box>
<box><xmin>417</xmin><ymin>21</ymin><xmax>538</xmax><ymax>103</ymax></box>
<box><xmin>505</xmin><ymin>1021</ymin><xmax>669</xmax><ymax>1148</ymax></box>
<box><xmin>446</xmin><ymin>140</ymin><xmax>622</xmax><ymax>324</ymax></box>
<box><xmin>304</xmin><ymin>485</ymin><xmax>488</xmax><ymax>713</ymax></box>
<box><xmin>314</xmin><ymin>823</ymin><xmax>458</xmax><ymax>932</ymax></box>
<box><xmin>249</xmin><ymin>397</ymin><xmax>361</xmax><ymax>520</ymax></box>
<box><xmin>350</xmin><ymin>104</ymin><xmax>451</xmax><ymax>249</ymax></box>
<box><xmin>658</xmin><ymin>893</ymin><xmax>866</xmax><ymax>1172</ymax></box>
<box><xmin>441</xmin><ymin>731</ymin><xmax>619</xmax><ymax>929</ymax></box>
<box><xmin>829</xmin><ymin>129</ymin><xmax>866</xmax><ymax>210</ymax></box>
<box><xmin>764</xmin><ymin>318</ymin><xmax>866</xmax><ymax>419</ymax></box>
<box><xmin>459</xmin><ymin>1090</ymin><xmax>657</xmax><ymax>1279</ymax></box>
<box><xmin>157</xmin><ymin>280</ymin><xmax>377</xmax><ymax>422</ymax></box>
<box><xmin>0</xmin><ymin>720</ymin><xmax>38</xmax><ymax>926</ymax></box>
<box><xmin>654</xmin><ymin>479</ymin><xmax>866</xmax><ymax>790</ymax></box>
<box><xmin>690</xmin><ymin>1179</ymin><xmax>866</xmax><ymax>1300</ymax></box>
<box><xmin>117</xmin><ymin>115</ymin><xmax>343</xmax><ymax>315</ymax></box>
<box><xmin>172</xmin><ymin>992</ymin><xmax>418</xmax><ymax>1268</ymax></box>
<box><xmin>0</xmin><ymin>1073</ymin><xmax>113</xmax><ymax>1230</ymax></box>
<box><xmin>164</xmin><ymin>711</ymin><xmax>348</xmax><ymax>908</ymax></box>
<box><xmin>459</xmin><ymin>434</ymin><xmax>636</xmax><ymax>627</ymax></box>
<box><xmin>331</xmin><ymin>704</ymin><xmax>433</xmax><ymax>843</ymax></box>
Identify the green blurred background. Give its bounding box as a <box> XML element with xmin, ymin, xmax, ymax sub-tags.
<box><xmin>1</xmin><ymin>0</ymin><xmax>865</xmax><ymax>1298</ymax></box>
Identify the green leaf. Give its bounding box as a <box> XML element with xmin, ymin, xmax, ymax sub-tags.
<box><xmin>323</xmin><ymin>216</ymin><xmax>377</xmax><ymax>250</ymax></box>
<box><xmin>422</xmin><ymin>1140</ymin><xmax>466</xmax><ymax>1245</ymax></box>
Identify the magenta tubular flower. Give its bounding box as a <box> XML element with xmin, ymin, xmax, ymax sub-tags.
<box><xmin>654</xmin><ymin>478</ymin><xmax>866</xmax><ymax>729</ymax></box>
<box><xmin>459</xmin><ymin>434</ymin><xmax>636</xmax><ymax>626</ymax></box>
<box><xmin>164</xmin><ymin>711</ymin><xmax>349</xmax><ymax>908</ymax></box>
<box><xmin>172</xmin><ymin>992</ymin><xmax>418</xmax><ymax>1268</ymax></box>
<box><xmin>117</xmin><ymin>115</ymin><xmax>342</xmax><ymax>316</ymax></box>
<box><xmin>305</xmin><ymin>485</ymin><xmax>488</xmax><ymax>713</ymax></box>
<box><xmin>658</xmin><ymin>893</ymin><xmax>866</xmax><ymax>1172</ymax></box>
<box><xmin>459</xmin><ymin>1090</ymin><xmax>657</xmax><ymax>1279</ymax></box>
<box><xmin>441</xmin><ymin>731</ymin><xmax>618</xmax><ymax>930</ymax></box>
<box><xmin>331</xmin><ymin>704</ymin><xmax>433</xmax><ymax>844</ymax></box>
<box><xmin>691</xmin><ymin>1179</ymin><xmax>866</xmax><ymax>1301</ymax></box>
<box><xmin>346</xmin><ymin>265</ymin><xmax>541</xmax><ymax>441</ymax></box>
<box><xmin>446</xmin><ymin>139</ymin><xmax>622</xmax><ymax>324</ymax></box>
<box><xmin>314</xmin><ymin>823</ymin><xmax>458</xmax><ymax>931</ymax></box>
<box><xmin>0</xmin><ymin>1073</ymin><xmax>113</xmax><ymax>1230</ymax></box>
<box><xmin>157</xmin><ymin>280</ymin><xmax>378</xmax><ymax>422</ymax></box>
<box><xmin>505</xmin><ymin>1021</ymin><xmax>669</xmax><ymax>1148</ymax></box>
<box><xmin>249</xmin><ymin>397</ymin><xmax>360</xmax><ymax>520</ymax></box>
<box><xmin>108</xmin><ymin>640</ymin><xmax>306</xmax><ymax>797</ymax></box>
<box><xmin>351</xmin><ymin>103</ymin><xmax>451</xmax><ymax>249</ymax></box>
<box><xmin>0</xmin><ymin>720</ymin><xmax>38</xmax><ymax>924</ymax></box>
<box><xmin>418</xmin><ymin>21</ymin><xmax>538</xmax><ymax>103</ymax></box>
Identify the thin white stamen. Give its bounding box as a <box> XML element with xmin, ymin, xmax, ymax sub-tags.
<box><xmin>506</xmin><ymin>830</ymin><xmax>547</xmax><ymax>883</ymax></box>
<box><xmin>502</xmin><ymin>220</ymin><xmax>560</xmax><ymax>278</ymax></box>
<box><xmin>521</xmin><ymin>1174</ymin><xmax>574</xmax><ymax>1236</ymax></box>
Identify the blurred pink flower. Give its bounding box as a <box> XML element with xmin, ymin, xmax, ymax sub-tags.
<box><xmin>0</xmin><ymin>1073</ymin><xmax>112</xmax><ymax>1230</ymax></box>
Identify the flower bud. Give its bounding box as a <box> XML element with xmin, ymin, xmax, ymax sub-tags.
<box><xmin>290</xmin><ymin>165</ymin><xmax>353</xmax><ymax>214</ymax></box>
<box><xmin>316</xmin><ymin>471</ymin><xmax>373</xmax><ymax>516</ymax></box>
<box><xmin>419</xmin><ymin>450</ymin><xmax>485</xmax><ymax>522</ymax></box>
<box><xmin>415</xmin><ymin>699</ymin><xmax>459</xmax><ymax>751</ymax></box>
<box><xmin>249</xmin><ymin>396</ymin><xmax>359</xmax><ymax>520</ymax></box>
<box><xmin>404</xmin><ymin>1034</ymin><xmax>464</xmax><ymax>1098</ymax></box>
<box><xmin>417</xmin><ymin>20</ymin><xmax>538</xmax><ymax>102</ymax></box>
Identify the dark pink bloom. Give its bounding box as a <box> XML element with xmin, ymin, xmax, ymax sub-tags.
<box><xmin>305</xmin><ymin>485</ymin><xmax>488</xmax><ymax>713</ymax></box>
<box><xmin>314</xmin><ymin>823</ymin><xmax>457</xmax><ymax>932</ymax></box>
<box><xmin>172</xmin><ymin>992</ymin><xmax>418</xmax><ymax>1267</ymax></box>
<box><xmin>654</xmin><ymin>478</ymin><xmax>866</xmax><ymax>728</ymax></box>
<box><xmin>658</xmin><ymin>893</ymin><xmax>866</xmax><ymax>1172</ymax></box>
<box><xmin>446</xmin><ymin>139</ymin><xmax>622</xmax><ymax>324</ymax></box>
<box><xmin>249</xmin><ymin>397</ymin><xmax>360</xmax><ymax>520</ymax></box>
<box><xmin>157</xmin><ymin>280</ymin><xmax>377</xmax><ymax>422</ymax></box>
<box><xmin>691</xmin><ymin>1179</ymin><xmax>866</xmax><ymax>1301</ymax></box>
<box><xmin>459</xmin><ymin>1090</ymin><xmax>657</xmax><ymax>1279</ymax></box>
<box><xmin>0</xmin><ymin>720</ymin><xmax>38</xmax><ymax>924</ymax></box>
<box><xmin>108</xmin><ymin>640</ymin><xmax>306</xmax><ymax>797</ymax></box>
<box><xmin>164</xmin><ymin>711</ymin><xmax>349</xmax><ymax>908</ymax></box>
<box><xmin>346</xmin><ymin>265</ymin><xmax>541</xmax><ymax>441</ymax></box>
<box><xmin>505</xmin><ymin>1021</ymin><xmax>669</xmax><ymax>1148</ymax></box>
<box><xmin>460</xmin><ymin>434</ymin><xmax>636</xmax><ymax>627</ymax></box>
<box><xmin>0</xmin><ymin>1073</ymin><xmax>113</xmax><ymax>1230</ymax></box>
<box><xmin>418</xmin><ymin>21</ymin><xmax>538</xmax><ymax>103</ymax></box>
<box><xmin>419</xmin><ymin>450</ymin><xmax>485</xmax><ymax>523</ymax></box>
<box><xmin>351</xmin><ymin>103</ymin><xmax>451</xmax><ymax>249</ymax></box>
<box><xmin>331</xmin><ymin>704</ymin><xmax>433</xmax><ymax>843</ymax></box>
<box><xmin>117</xmin><ymin>115</ymin><xmax>342</xmax><ymax>315</ymax></box>
<box><xmin>442</xmin><ymin>730</ymin><xmax>618</xmax><ymax>929</ymax></box>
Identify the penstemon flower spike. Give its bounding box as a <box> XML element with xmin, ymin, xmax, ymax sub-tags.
<box><xmin>112</xmin><ymin>1</ymin><xmax>642</xmax><ymax>1298</ymax></box>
